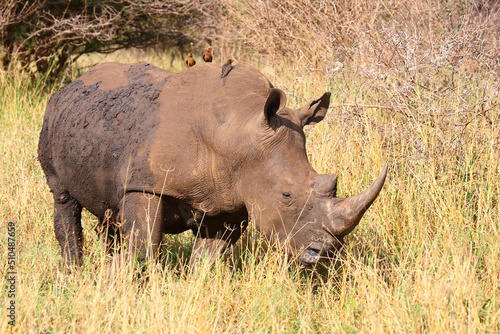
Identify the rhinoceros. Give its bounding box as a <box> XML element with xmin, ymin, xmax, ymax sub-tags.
<box><xmin>38</xmin><ymin>62</ymin><xmax>387</xmax><ymax>267</ymax></box>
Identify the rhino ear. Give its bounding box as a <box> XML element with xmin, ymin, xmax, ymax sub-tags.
<box><xmin>264</xmin><ymin>88</ymin><xmax>287</xmax><ymax>125</ymax></box>
<box><xmin>296</xmin><ymin>92</ymin><xmax>331</xmax><ymax>127</ymax></box>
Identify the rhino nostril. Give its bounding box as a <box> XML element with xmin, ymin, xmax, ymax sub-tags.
<box><xmin>299</xmin><ymin>249</ymin><xmax>320</xmax><ymax>264</ymax></box>
<box><xmin>325</xmin><ymin>237</ymin><xmax>344</xmax><ymax>255</ymax></box>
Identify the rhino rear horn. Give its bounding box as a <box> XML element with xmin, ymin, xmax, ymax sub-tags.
<box><xmin>314</xmin><ymin>174</ymin><xmax>338</xmax><ymax>196</ymax></box>
<box><xmin>327</xmin><ymin>163</ymin><xmax>388</xmax><ymax>236</ymax></box>
<box><xmin>296</xmin><ymin>92</ymin><xmax>331</xmax><ymax>127</ymax></box>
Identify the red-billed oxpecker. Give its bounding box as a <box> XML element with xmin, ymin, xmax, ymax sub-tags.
<box><xmin>203</xmin><ymin>48</ymin><xmax>213</xmax><ymax>63</ymax></box>
<box><xmin>186</xmin><ymin>53</ymin><xmax>196</xmax><ymax>67</ymax></box>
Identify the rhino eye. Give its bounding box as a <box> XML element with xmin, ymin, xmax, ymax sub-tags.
<box><xmin>282</xmin><ymin>192</ymin><xmax>291</xmax><ymax>199</ymax></box>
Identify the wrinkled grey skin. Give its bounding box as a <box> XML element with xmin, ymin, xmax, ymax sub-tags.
<box><xmin>38</xmin><ymin>62</ymin><xmax>387</xmax><ymax>267</ymax></box>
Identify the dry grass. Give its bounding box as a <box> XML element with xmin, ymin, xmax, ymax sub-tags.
<box><xmin>1</xmin><ymin>0</ymin><xmax>500</xmax><ymax>332</ymax></box>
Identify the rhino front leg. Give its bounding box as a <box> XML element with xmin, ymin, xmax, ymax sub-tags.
<box><xmin>119</xmin><ymin>192</ymin><xmax>165</xmax><ymax>263</ymax></box>
<box><xmin>189</xmin><ymin>220</ymin><xmax>248</xmax><ymax>269</ymax></box>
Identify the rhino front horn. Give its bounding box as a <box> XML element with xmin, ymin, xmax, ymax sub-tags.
<box><xmin>327</xmin><ymin>163</ymin><xmax>388</xmax><ymax>236</ymax></box>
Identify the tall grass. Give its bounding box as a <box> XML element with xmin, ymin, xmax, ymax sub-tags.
<box><xmin>1</xmin><ymin>0</ymin><xmax>500</xmax><ymax>332</ymax></box>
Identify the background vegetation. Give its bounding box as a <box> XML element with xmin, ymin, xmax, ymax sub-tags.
<box><xmin>0</xmin><ymin>0</ymin><xmax>218</xmax><ymax>81</ymax></box>
<box><xmin>1</xmin><ymin>0</ymin><xmax>499</xmax><ymax>332</ymax></box>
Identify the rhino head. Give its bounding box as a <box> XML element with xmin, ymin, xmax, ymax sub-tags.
<box><xmin>239</xmin><ymin>88</ymin><xmax>387</xmax><ymax>264</ymax></box>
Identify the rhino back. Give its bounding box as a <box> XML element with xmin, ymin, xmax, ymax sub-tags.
<box><xmin>39</xmin><ymin>61</ymin><xmax>274</xmax><ymax>217</ymax></box>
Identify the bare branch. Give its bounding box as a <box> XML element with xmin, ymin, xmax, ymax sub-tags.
<box><xmin>0</xmin><ymin>0</ymin><xmax>221</xmax><ymax>81</ymax></box>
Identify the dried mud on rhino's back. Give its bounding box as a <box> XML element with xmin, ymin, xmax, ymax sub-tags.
<box><xmin>39</xmin><ymin>62</ymin><xmax>173</xmax><ymax>215</ymax></box>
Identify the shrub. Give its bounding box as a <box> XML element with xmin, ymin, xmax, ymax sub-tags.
<box><xmin>0</xmin><ymin>0</ymin><xmax>218</xmax><ymax>81</ymax></box>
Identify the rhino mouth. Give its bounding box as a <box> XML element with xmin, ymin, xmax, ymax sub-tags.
<box><xmin>298</xmin><ymin>239</ymin><xmax>345</xmax><ymax>264</ymax></box>
<box><xmin>299</xmin><ymin>248</ymin><xmax>322</xmax><ymax>264</ymax></box>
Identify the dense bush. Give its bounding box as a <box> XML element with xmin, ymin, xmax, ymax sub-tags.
<box><xmin>218</xmin><ymin>0</ymin><xmax>500</xmax><ymax>71</ymax></box>
<box><xmin>0</xmin><ymin>0</ymin><xmax>218</xmax><ymax>80</ymax></box>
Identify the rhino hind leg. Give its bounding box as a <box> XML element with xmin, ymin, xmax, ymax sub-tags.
<box><xmin>189</xmin><ymin>238</ymin><xmax>230</xmax><ymax>270</ymax></box>
<box><xmin>52</xmin><ymin>190</ymin><xmax>84</xmax><ymax>267</ymax></box>
<box><xmin>119</xmin><ymin>192</ymin><xmax>165</xmax><ymax>263</ymax></box>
